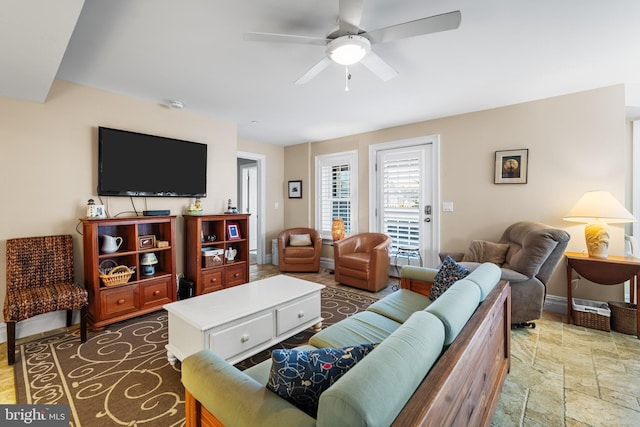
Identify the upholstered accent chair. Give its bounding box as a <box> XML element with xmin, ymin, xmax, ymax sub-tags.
<box><xmin>4</xmin><ymin>235</ymin><xmax>88</xmax><ymax>364</ymax></box>
<box><xmin>277</xmin><ymin>228</ymin><xmax>322</xmax><ymax>272</ymax></box>
<box><xmin>334</xmin><ymin>233</ymin><xmax>392</xmax><ymax>292</ymax></box>
<box><xmin>442</xmin><ymin>221</ymin><xmax>570</xmax><ymax>327</ymax></box>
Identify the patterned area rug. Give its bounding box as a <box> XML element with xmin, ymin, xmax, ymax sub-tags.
<box><xmin>14</xmin><ymin>285</ymin><xmax>378</xmax><ymax>426</ymax></box>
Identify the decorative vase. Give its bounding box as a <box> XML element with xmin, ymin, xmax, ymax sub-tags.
<box><xmin>332</xmin><ymin>218</ymin><xmax>345</xmax><ymax>241</ymax></box>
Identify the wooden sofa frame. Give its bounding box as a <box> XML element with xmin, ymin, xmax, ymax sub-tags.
<box><xmin>185</xmin><ymin>279</ymin><xmax>511</xmax><ymax>427</ymax></box>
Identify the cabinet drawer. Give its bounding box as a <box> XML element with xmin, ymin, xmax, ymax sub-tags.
<box><xmin>101</xmin><ymin>285</ymin><xmax>139</xmax><ymax>319</ymax></box>
<box><xmin>201</xmin><ymin>270</ymin><xmax>223</xmax><ymax>294</ymax></box>
<box><xmin>209</xmin><ymin>312</ymin><xmax>273</xmax><ymax>360</ymax></box>
<box><xmin>276</xmin><ymin>294</ymin><xmax>321</xmax><ymax>336</ymax></box>
<box><xmin>140</xmin><ymin>277</ymin><xmax>172</xmax><ymax>309</ymax></box>
<box><xmin>225</xmin><ymin>264</ymin><xmax>246</xmax><ymax>287</ymax></box>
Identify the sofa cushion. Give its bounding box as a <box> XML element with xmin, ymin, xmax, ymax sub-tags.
<box><xmin>425</xmin><ymin>279</ymin><xmax>481</xmax><ymax>345</ymax></box>
<box><xmin>182</xmin><ymin>350</ymin><xmax>316</xmax><ymax>427</ymax></box>
<box><xmin>367</xmin><ymin>289</ymin><xmax>432</xmax><ymax>323</ymax></box>
<box><xmin>266</xmin><ymin>344</ymin><xmax>377</xmax><ymax>417</ymax></box>
<box><xmin>289</xmin><ymin>234</ymin><xmax>312</xmax><ymax>246</ymax></box>
<box><xmin>463</xmin><ymin>262</ymin><xmax>502</xmax><ymax>301</ymax></box>
<box><xmin>309</xmin><ymin>311</ymin><xmax>401</xmax><ymax>349</ymax></box>
<box><xmin>462</xmin><ymin>240</ymin><xmax>510</xmax><ymax>265</ymax></box>
<box><xmin>430</xmin><ymin>256</ymin><xmax>470</xmax><ymax>301</ymax></box>
<box><xmin>317</xmin><ymin>311</ymin><xmax>445</xmax><ymax>427</ymax></box>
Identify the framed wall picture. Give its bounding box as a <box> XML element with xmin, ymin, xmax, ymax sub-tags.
<box><xmin>495</xmin><ymin>149</ymin><xmax>528</xmax><ymax>184</ymax></box>
<box><xmin>138</xmin><ymin>235</ymin><xmax>156</xmax><ymax>249</ymax></box>
<box><xmin>227</xmin><ymin>223</ymin><xmax>241</xmax><ymax>240</ymax></box>
<box><xmin>288</xmin><ymin>180</ymin><xmax>302</xmax><ymax>198</ymax></box>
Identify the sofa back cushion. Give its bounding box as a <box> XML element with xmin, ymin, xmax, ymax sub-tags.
<box><xmin>317</xmin><ymin>311</ymin><xmax>444</xmax><ymax>427</ymax></box>
<box><xmin>425</xmin><ymin>280</ymin><xmax>481</xmax><ymax>345</ymax></box>
<box><xmin>464</xmin><ymin>262</ymin><xmax>501</xmax><ymax>301</ymax></box>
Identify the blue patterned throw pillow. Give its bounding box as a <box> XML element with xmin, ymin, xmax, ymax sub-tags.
<box><xmin>429</xmin><ymin>256</ymin><xmax>470</xmax><ymax>301</ymax></box>
<box><xmin>266</xmin><ymin>344</ymin><xmax>377</xmax><ymax>417</ymax></box>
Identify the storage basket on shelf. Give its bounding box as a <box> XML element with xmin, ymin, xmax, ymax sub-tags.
<box><xmin>99</xmin><ymin>260</ymin><xmax>135</xmax><ymax>287</ymax></box>
<box><xmin>572</xmin><ymin>298</ymin><xmax>611</xmax><ymax>332</ymax></box>
<box><xmin>608</xmin><ymin>301</ymin><xmax>637</xmax><ymax>335</ymax></box>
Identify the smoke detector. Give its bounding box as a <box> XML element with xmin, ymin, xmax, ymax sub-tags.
<box><xmin>168</xmin><ymin>100</ymin><xmax>184</xmax><ymax>109</ymax></box>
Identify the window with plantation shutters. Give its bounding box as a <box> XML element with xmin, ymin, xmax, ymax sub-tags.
<box><xmin>315</xmin><ymin>151</ymin><xmax>358</xmax><ymax>239</ymax></box>
<box><xmin>380</xmin><ymin>152</ymin><xmax>421</xmax><ymax>254</ymax></box>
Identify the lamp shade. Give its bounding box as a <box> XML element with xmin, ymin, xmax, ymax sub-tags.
<box><xmin>564</xmin><ymin>191</ymin><xmax>635</xmax><ymax>259</ymax></box>
<box><xmin>563</xmin><ymin>191</ymin><xmax>635</xmax><ymax>224</ymax></box>
<box><xmin>140</xmin><ymin>253</ymin><xmax>158</xmax><ymax>265</ymax></box>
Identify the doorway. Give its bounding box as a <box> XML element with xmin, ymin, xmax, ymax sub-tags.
<box><xmin>237</xmin><ymin>152</ymin><xmax>266</xmax><ymax>265</ymax></box>
<box><xmin>369</xmin><ymin>136</ymin><xmax>440</xmax><ymax>272</ymax></box>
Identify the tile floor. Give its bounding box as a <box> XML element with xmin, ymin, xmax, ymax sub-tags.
<box><xmin>1</xmin><ymin>264</ymin><xmax>639</xmax><ymax>427</ymax></box>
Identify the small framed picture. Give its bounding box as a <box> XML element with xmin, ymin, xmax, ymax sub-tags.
<box><xmin>138</xmin><ymin>235</ymin><xmax>156</xmax><ymax>250</ymax></box>
<box><xmin>495</xmin><ymin>149</ymin><xmax>528</xmax><ymax>184</ymax></box>
<box><xmin>227</xmin><ymin>223</ymin><xmax>241</xmax><ymax>240</ymax></box>
<box><xmin>288</xmin><ymin>180</ymin><xmax>302</xmax><ymax>198</ymax></box>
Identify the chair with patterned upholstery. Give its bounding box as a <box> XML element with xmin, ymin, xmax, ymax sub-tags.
<box><xmin>4</xmin><ymin>235</ymin><xmax>88</xmax><ymax>365</ymax></box>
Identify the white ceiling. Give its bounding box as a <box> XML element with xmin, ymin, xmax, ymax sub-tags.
<box><xmin>4</xmin><ymin>0</ymin><xmax>640</xmax><ymax>146</ymax></box>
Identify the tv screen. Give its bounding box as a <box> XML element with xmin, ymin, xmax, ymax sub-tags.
<box><xmin>98</xmin><ymin>127</ymin><xmax>207</xmax><ymax>197</ymax></box>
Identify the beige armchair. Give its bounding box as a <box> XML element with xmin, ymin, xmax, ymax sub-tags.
<box><xmin>277</xmin><ymin>228</ymin><xmax>322</xmax><ymax>272</ymax></box>
<box><xmin>334</xmin><ymin>233</ymin><xmax>392</xmax><ymax>292</ymax></box>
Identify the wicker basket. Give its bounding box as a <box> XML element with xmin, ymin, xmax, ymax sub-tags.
<box><xmin>572</xmin><ymin>298</ymin><xmax>611</xmax><ymax>332</ymax></box>
<box><xmin>99</xmin><ymin>260</ymin><xmax>135</xmax><ymax>287</ymax></box>
<box><xmin>608</xmin><ymin>301</ymin><xmax>637</xmax><ymax>335</ymax></box>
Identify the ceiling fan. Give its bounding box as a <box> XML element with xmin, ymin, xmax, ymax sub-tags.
<box><xmin>245</xmin><ymin>0</ymin><xmax>461</xmax><ymax>85</ymax></box>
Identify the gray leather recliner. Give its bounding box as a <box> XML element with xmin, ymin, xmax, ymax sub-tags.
<box><xmin>442</xmin><ymin>221</ymin><xmax>570</xmax><ymax>326</ymax></box>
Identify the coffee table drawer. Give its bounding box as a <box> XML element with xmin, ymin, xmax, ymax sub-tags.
<box><xmin>276</xmin><ymin>294</ymin><xmax>321</xmax><ymax>336</ymax></box>
<box><xmin>209</xmin><ymin>312</ymin><xmax>274</xmax><ymax>360</ymax></box>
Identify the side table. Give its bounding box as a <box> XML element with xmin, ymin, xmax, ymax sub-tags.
<box><xmin>565</xmin><ymin>251</ymin><xmax>640</xmax><ymax>339</ymax></box>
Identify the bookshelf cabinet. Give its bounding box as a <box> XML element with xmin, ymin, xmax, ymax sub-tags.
<box><xmin>184</xmin><ymin>214</ymin><xmax>250</xmax><ymax>295</ymax></box>
<box><xmin>81</xmin><ymin>216</ymin><xmax>177</xmax><ymax>330</ymax></box>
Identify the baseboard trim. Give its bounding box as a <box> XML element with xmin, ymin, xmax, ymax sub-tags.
<box><xmin>0</xmin><ymin>311</ymin><xmax>82</xmax><ymax>344</ymax></box>
<box><xmin>320</xmin><ymin>257</ymin><xmax>334</xmax><ymax>271</ymax></box>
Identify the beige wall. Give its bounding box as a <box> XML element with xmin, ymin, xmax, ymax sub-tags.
<box><xmin>284</xmin><ymin>85</ymin><xmax>629</xmax><ymax>302</ymax></box>
<box><xmin>1</xmin><ymin>80</ymin><xmax>238</xmax><ymax>329</ymax></box>
<box><xmin>283</xmin><ymin>142</ymin><xmax>312</xmax><ymax>227</ymax></box>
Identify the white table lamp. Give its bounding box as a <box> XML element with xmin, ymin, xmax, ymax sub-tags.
<box><xmin>564</xmin><ymin>190</ymin><xmax>636</xmax><ymax>259</ymax></box>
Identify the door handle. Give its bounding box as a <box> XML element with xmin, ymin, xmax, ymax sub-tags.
<box><xmin>425</xmin><ymin>218</ymin><xmax>431</xmax><ymax>223</ymax></box>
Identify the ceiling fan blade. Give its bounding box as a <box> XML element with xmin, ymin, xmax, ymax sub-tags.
<box><xmin>244</xmin><ymin>32</ymin><xmax>328</xmax><ymax>46</ymax></box>
<box><xmin>295</xmin><ymin>57</ymin><xmax>332</xmax><ymax>85</ymax></box>
<box><xmin>360</xmin><ymin>51</ymin><xmax>398</xmax><ymax>81</ymax></box>
<box><xmin>339</xmin><ymin>0</ymin><xmax>365</xmax><ymax>35</ymax></box>
<box><xmin>365</xmin><ymin>10</ymin><xmax>461</xmax><ymax>44</ymax></box>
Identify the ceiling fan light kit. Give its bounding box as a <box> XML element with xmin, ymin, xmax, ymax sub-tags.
<box><xmin>328</xmin><ymin>35</ymin><xmax>371</xmax><ymax>65</ymax></box>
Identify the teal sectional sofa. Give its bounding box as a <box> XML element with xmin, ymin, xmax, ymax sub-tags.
<box><xmin>182</xmin><ymin>263</ymin><xmax>511</xmax><ymax>427</ymax></box>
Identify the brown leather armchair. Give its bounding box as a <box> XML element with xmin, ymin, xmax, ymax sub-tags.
<box><xmin>277</xmin><ymin>228</ymin><xmax>322</xmax><ymax>272</ymax></box>
<box><xmin>334</xmin><ymin>233</ymin><xmax>392</xmax><ymax>292</ymax></box>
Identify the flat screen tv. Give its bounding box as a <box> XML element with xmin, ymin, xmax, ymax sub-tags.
<box><xmin>98</xmin><ymin>127</ymin><xmax>207</xmax><ymax>197</ymax></box>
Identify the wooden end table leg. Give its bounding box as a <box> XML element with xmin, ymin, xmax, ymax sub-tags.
<box><xmin>629</xmin><ymin>273</ymin><xmax>640</xmax><ymax>339</ymax></box>
<box><xmin>566</xmin><ymin>262</ymin><xmax>573</xmax><ymax>324</ymax></box>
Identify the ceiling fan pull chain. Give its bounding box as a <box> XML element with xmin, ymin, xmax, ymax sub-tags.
<box><xmin>345</xmin><ymin>66</ymin><xmax>351</xmax><ymax>92</ymax></box>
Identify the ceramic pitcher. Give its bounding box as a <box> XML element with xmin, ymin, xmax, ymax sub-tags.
<box><xmin>102</xmin><ymin>235</ymin><xmax>123</xmax><ymax>253</ymax></box>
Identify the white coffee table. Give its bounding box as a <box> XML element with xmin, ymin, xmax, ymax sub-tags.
<box><xmin>164</xmin><ymin>275</ymin><xmax>324</xmax><ymax>365</ymax></box>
